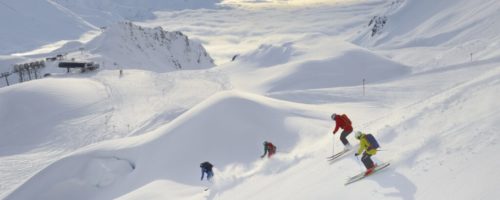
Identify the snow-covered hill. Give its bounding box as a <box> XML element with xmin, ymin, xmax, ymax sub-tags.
<box><xmin>0</xmin><ymin>0</ymin><xmax>97</xmax><ymax>54</ymax></box>
<box><xmin>0</xmin><ymin>68</ymin><xmax>230</xmax><ymax>198</ymax></box>
<box><xmin>85</xmin><ymin>22</ymin><xmax>214</xmax><ymax>72</ymax></box>
<box><xmin>5</xmin><ymin>91</ymin><xmax>320</xmax><ymax>200</ymax></box>
<box><xmin>224</xmin><ymin>39</ymin><xmax>410</xmax><ymax>93</ymax></box>
<box><xmin>6</xmin><ymin>60</ymin><xmax>500</xmax><ymax>199</ymax></box>
<box><xmin>2</xmin><ymin>0</ymin><xmax>500</xmax><ymax>199</ymax></box>
<box><xmin>352</xmin><ymin>0</ymin><xmax>500</xmax><ymax>69</ymax></box>
<box><xmin>355</xmin><ymin>0</ymin><xmax>500</xmax><ymax>48</ymax></box>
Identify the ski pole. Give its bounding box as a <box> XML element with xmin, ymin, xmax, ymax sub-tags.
<box><xmin>332</xmin><ymin>136</ymin><xmax>335</xmax><ymax>154</ymax></box>
<box><xmin>355</xmin><ymin>155</ymin><xmax>364</xmax><ymax>171</ymax></box>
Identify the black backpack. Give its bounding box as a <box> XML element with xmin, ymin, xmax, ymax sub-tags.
<box><xmin>200</xmin><ymin>162</ymin><xmax>213</xmax><ymax>170</ymax></box>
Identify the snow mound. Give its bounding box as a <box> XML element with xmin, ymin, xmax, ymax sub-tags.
<box><xmin>238</xmin><ymin>43</ymin><xmax>296</xmax><ymax>67</ymax></box>
<box><xmin>0</xmin><ymin>78</ymin><xmax>107</xmax><ymax>149</ymax></box>
<box><xmin>5</xmin><ymin>155</ymin><xmax>135</xmax><ymax>200</ymax></box>
<box><xmin>86</xmin><ymin>22</ymin><xmax>214</xmax><ymax>72</ymax></box>
<box><xmin>266</xmin><ymin>47</ymin><xmax>410</xmax><ymax>92</ymax></box>
<box><xmin>5</xmin><ymin>91</ymin><xmax>325</xmax><ymax>200</ymax></box>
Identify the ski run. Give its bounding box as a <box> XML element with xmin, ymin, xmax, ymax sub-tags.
<box><xmin>1</xmin><ymin>0</ymin><xmax>500</xmax><ymax>199</ymax></box>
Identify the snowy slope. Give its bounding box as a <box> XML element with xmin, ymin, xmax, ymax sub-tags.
<box><xmin>352</xmin><ymin>0</ymin><xmax>500</xmax><ymax>69</ymax></box>
<box><xmin>5</xmin><ymin>91</ymin><xmax>326</xmax><ymax>200</ymax></box>
<box><xmin>0</xmin><ymin>77</ymin><xmax>108</xmax><ymax>197</ymax></box>
<box><xmin>356</xmin><ymin>0</ymin><xmax>500</xmax><ymax>48</ymax></box>
<box><xmin>0</xmin><ymin>78</ymin><xmax>106</xmax><ymax>148</ymax></box>
<box><xmin>229</xmin><ymin>40</ymin><xmax>410</xmax><ymax>93</ymax></box>
<box><xmin>0</xmin><ymin>68</ymin><xmax>230</xmax><ymax>198</ymax></box>
<box><xmin>2</xmin><ymin>0</ymin><xmax>500</xmax><ymax>200</ymax></box>
<box><xmin>7</xmin><ymin>60</ymin><xmax>500</xmax><ymax>199</ymax></box>
<box><xmin>0</xmin><ymin>0</ymin><xmax>97</xmax><ymax>54</ymax></box>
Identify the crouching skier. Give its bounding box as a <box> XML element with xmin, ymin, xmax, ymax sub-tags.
<box><xmin>354</xmin><ymin>131</ymin><xmax>380</xmax><ymax>175</ymax></box>
<box><xmin>261</xmin><ymin>141</ymin><xmax>277</xmax><ymax>158</ymax></box>
<box><xmin>200</xmin><ymin>161</ymin><xmax>214</xmax><ymax>182</ymax></box>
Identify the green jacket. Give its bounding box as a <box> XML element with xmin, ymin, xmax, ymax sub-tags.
<box><xmin>357</xmin><ymin>135</ymin><xmax>377</xmax><ymax>155</ymax></box>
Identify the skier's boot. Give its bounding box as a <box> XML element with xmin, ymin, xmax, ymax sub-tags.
<box><xmin>343</xmin><ymin>143</ymin><xmax>352</xmax><ymax>151</ymax></box>
<box><xmin>364</xmin><ymin>168</ymin><xmax>374</xmax><ymax>176</ymax></box>
<box><xmin>365</xmin><ymin>164</ymin><xmax>377</xmax><ymax>176</ymax></box>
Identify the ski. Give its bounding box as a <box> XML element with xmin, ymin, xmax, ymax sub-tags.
<box><xmin>326</xmin><ymin>149</ymin><xmax>348</xmax><ymax>160</ymax></box>
<box><xmin>345</xmin><ymin>162</ymin><xmax>390</xmax><ymax>185</ymax></box>
<box><xmin>326</xmin><ymin>149</ymin><xmax>353</xmax><ymax>163</ymax></box>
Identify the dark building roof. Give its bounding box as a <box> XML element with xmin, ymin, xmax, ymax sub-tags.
<box><xmin>58</xmin><ymin>62</ymin><xmax>88</xmax><ymax>68</ymax></box>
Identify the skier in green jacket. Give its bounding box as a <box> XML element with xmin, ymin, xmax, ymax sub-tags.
<box><xmin>261</xmin><ymin>141</ymin><xmax>277</xmax><ymax>158</ymax></box>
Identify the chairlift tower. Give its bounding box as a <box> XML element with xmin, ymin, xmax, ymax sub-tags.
<box><xmin>1</xmin><ymin>72</ymin><xmax>12</xmax><ymax>86</ymax></box>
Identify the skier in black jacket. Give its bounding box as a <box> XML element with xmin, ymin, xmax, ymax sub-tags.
<box><xmin>200</xmin><ymin>161</ymin><xmax>214</xmax><ymax>181</ymax></box>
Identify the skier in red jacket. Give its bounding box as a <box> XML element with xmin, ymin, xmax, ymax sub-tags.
<box><xmin>331</xmin><ymin>113</ymin><xmax>353</xmax><ymax>150</ymax></box>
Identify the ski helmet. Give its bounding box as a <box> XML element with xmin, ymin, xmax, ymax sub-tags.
<box><xmin>355</xmin><ymin>131</ymin><xmax>363</xmax><ymax>139</ymax></box>
<box><xmin>331</xmin><ymin>113</ymin><xmax>336</xmax><ymax>120</ymax></box>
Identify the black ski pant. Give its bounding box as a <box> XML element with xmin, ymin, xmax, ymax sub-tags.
<box><xmin>361</xmin><ymin>152</ymin><xmax>375</xmax><ymax>169</ymax></box>
<box><xmin>340</xmin><ymin>130</ymin><xmax>352</xmax><ymax>146</ymax></box>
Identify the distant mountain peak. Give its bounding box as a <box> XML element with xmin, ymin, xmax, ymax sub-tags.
<box><xmin>87</xmin><ymin>22</ymin><xmax>214</xmax><ymax>72</ymax></box>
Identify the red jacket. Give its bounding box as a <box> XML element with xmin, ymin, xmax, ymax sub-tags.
<box><xmin>333</xmin><ymin>114</ymin><xmax>353</xmax><ymax>134</ymax></box>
